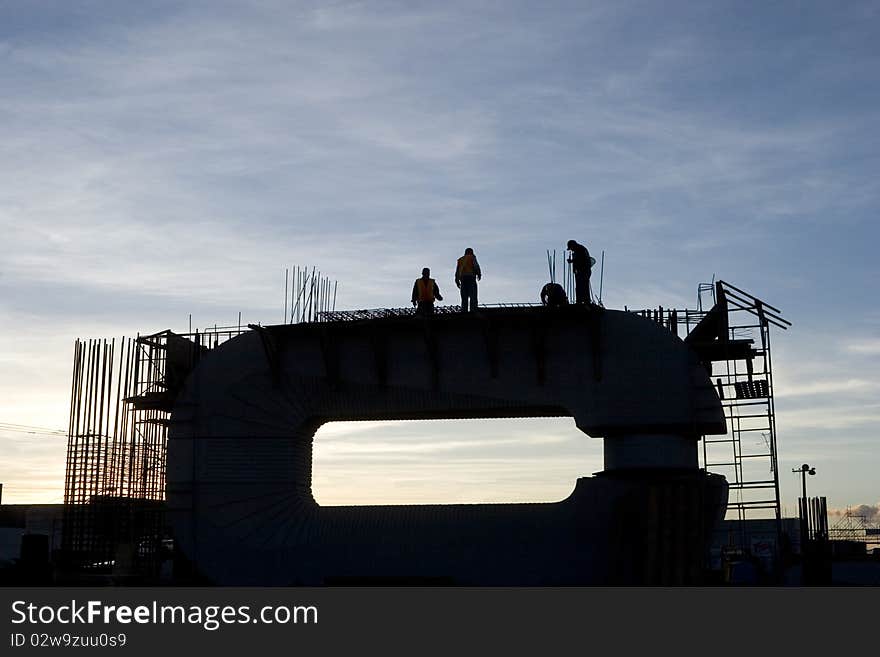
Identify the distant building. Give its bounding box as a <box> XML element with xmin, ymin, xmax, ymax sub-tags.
<box><xmin>0</xmin><ymin>504</ymin><xmax>64</xmax><ymax>584</ymax></box>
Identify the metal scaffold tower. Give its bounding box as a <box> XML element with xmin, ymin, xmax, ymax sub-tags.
<box><xmin>632</xmin><ymin>280</ymin><xmax>791</xmax><ymax>553</ymax></box>
<box><xmin>698</xmin><ymin>281</ymin><xmax>789</xmax><ymax>526</ymax></box>
<box><xmin>830</xmin><ymin>508</ymin><xmax>880</xmax><ymax>548</ymax></box>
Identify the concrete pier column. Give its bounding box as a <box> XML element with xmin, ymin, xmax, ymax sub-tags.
<box><xmin>603</xmin><ymin>434</ymin><xmax>699</xmax><ymax>471</ymax></box>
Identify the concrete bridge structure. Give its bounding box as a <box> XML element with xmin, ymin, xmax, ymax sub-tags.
<box><xmin>166</xmin><ymin>305</ymin><xmax>728</xmax><ymax>585</ymax></box>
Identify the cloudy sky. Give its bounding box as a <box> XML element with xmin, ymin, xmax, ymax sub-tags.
<box><xmin>1</xmin><ymin>1</ymin><xmax>877</xmax><ymax>519</ymax></box>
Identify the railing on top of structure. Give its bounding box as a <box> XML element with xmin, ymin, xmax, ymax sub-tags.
<box><xmin>315</xmin><ymin>302</ymin><xmax>541</xmax><ymax>322</ymax></box>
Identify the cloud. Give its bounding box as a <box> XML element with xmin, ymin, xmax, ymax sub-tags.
<box><xmin>774</xmin><ymin>378</ymin><xmax>879</xmax><ymax>399</ymax></box>
<box><xmin>777</xmin><ymin>405</ymin><xmax>880</xmax><ymax>431</ymax></box>
<box><xmin>828</xmin><ymin>503</ymin><xmax>880</xmax><ymax>525</ymax></box>
<box><xmin>844</xmin><ymin>339</ymin><xmax>880</xmax><ymax>355</ymax></box>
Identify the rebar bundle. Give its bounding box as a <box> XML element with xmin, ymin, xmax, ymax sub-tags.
<box><xmin>284</xmin><ymin>265</ymin><xmax>338</xmax><ymax>324</ymax></box>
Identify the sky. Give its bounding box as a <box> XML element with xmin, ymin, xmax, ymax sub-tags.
<box><xmin>0</xmin><ymin>1</ymin><xmax>878</xmax><ymax>521</ymax></box>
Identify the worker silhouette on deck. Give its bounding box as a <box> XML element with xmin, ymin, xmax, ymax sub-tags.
<box><xmin>455</xmin><ymin>247</ymin><xmax>482</xmax><ymax>313</ymax></box>
<box><xmin>567</xmin><ymin>240</ymin><xmax>592</xmax><ymax>304</ymax></box>
<box><xmin>541</xmin><ymin>282</ymin><xmax>568</xmax><ymax>308</ymax></box>
<box><xmin>412</xmin><ymin>267</ymin><xmax>443</xmax><ymax>316</ymax></box>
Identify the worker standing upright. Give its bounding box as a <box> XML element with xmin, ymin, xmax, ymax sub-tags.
<box><xmin>566</xmin><ymin>239</ymin><xmax>592</xmax><ymax>304</ymax></box>
<box><xmin>412</xmin><ymin>267</ymin><xmax>443</xmax><ymax>315</ymax></box>
<box><xmin>455</xmin><ymin>247</ymin><xmax>482</xmax><ymax>313</ymax></box>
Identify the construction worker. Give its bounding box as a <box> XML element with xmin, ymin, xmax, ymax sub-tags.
<box><xmin>412</xmin><ymin>267</ymin><xmax>443</xmax><ymax>315</ymax></box>
<box><xmin>454</xmin><ymin>247</ymin><xmax>482</xmax><ymax>313</ymax></box>
<box><xmin>566</xmin><ymin>239</ymin><xmax>592</xmax><ymax>304</ymax></box>
<box><xmin>540</xmin><ymin>282</ymin><xmax>568</xmax><ymax>308</ymax></box>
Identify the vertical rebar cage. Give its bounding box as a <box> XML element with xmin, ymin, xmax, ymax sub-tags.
<box><xmin>62</xmin><ymin>336</ymin><xmax>170</xmax><ymax>579</ymax></box>
<box><xmin>61</xmin><ymin>328</ymin><xmax>249</xmax><ymax>580</ymax></box>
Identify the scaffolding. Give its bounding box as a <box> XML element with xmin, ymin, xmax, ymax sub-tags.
<box><xmin>830</xmin><ymin>508</ymin><xmax>880</xmax><ymax>548</ymax></box>
<box><xmin>697</xmin><ymin>281</ymin><xmax>789</xmax><ymax>526</ymax></box>
<box><xmin>631</xmin><ymin>280</ymin><xmax>791</xmax><ymax>559</ymax></box>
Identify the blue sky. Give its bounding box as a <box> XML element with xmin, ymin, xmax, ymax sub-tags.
<box><xmin>0</xmin><ymin>1</ymin><xmax>878</xmax><ymax>521</ymax></box>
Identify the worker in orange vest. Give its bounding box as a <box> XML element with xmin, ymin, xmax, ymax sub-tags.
<box><xmin>455</xmin><ymin>247</ymin><xmax>482</xmax><ymax>313</ymax></box>
<box><xmin>411</xmin><ymin>267</ymin><xmax>443</xmax><ymax>315</ymax></box>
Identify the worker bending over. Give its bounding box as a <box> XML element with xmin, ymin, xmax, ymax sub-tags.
<box><xmin>541</xmin><ymin>282</ymin><xmax>568</xmax><ymax>308</ymax></box>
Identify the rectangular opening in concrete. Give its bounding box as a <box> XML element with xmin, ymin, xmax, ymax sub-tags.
<box><xmin>312</xmin><ymin>417</ymin><xmax>601</xmax><ymax>506</ymax></box>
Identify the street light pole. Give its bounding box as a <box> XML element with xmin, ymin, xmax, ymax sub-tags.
<box><xmin>792</xmin><ymin>463</ymin><xmax>825</xmax><ymax>584</ymax></box>
<box><xmin>792</xmin><ymin>463</ymin><xmax>817</xmax><ymax>544</ymax></box>
<box><xmin>792</xmin><ymin>463</ymin><xmax>816</xmax><ymax>503</ymax></box>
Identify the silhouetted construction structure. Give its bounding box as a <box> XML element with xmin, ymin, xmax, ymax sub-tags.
<box><xmin>60</xmin><ymin>273</ymin><xmax>790</xmax><ymax>584</ymax></box>
<box><xmin>830</xmin><ymin>508</ymin><xmax>880</xmax><ymax>548</ymax></box>
<box><xmin>61</xmin><ymin>268</ymin><xmax>336</xmax><ymax>578</ymax></box>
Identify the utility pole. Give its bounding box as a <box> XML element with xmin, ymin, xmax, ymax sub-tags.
<box><xmin>793</xmin><ymin>463</ymin><xmax>816</xmax><ymax>503</ymax></box>
<box><xmin>793</xmin><ymin>463</ymin><xmax>817</xmax><ymax>552</ymax></box>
